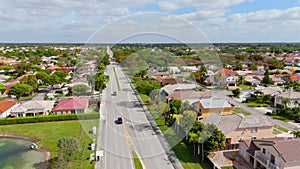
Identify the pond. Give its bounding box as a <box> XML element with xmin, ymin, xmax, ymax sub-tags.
<box><xmin>0</xmin><ymin>137</ymin><xmax>49</xmax><ymax>169</ymax></box>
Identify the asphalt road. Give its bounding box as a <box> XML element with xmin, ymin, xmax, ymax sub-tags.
<box><xmin>95</xmin><ymin>64</ymin><xmax>176</xmax><ymax>169</ymax></box>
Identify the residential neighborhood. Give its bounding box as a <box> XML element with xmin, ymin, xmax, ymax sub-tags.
<box><xmin>0</xmin><ymin>43</ymin><xmax>300</xmax><ymax>169</ymax></box>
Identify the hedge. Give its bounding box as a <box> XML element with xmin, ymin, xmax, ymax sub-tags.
<box><xmin>0</xmin><ymin>113</ymin><xmax>100</xmax><ymax>125</ymax></box>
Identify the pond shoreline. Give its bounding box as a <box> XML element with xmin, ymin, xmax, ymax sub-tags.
<box><xmin>0</xmin><ymin>134</ymin><xmax>51</xmax><ymax>168</ymax></box>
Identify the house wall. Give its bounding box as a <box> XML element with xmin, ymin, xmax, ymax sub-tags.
<box><xmin>239</xmin><ymin>142</ymin><xmax>250</xmax><ymax>162</ymax></box>
<box><xmin>0</xmin><ymin>103</ymin><xmax>20</xmax><ymax>118</ymax></box>
<box><xmin>198</xmin><ymin>104</ymin><xmax>232</xmax><ymax>118</ymax></box>
<box><xmin>257</xmin><ymin>145</ymin><xmax>285</xmax><ymax>169</ymax></box>
<box><xmin>227</xmin><ymin>126</ymin><xmax>275</xmax><ymax>144</ymax></box>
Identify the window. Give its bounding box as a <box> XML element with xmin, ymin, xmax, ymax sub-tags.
<box><xmin>71</xmin><ymin>110</ymin><xmax>76</xmax><ymax>114</ymax></box>
<box><xmin>262</xmin><ymin>148</ymin><xmax>266</xmax><ymax>154</ymax></box>
<box><xmin>270</xmin><ymin>154</ymin><xmax>275</xmax><ymax>164</ymax></box>
<box><xmin>252</xmin><ymin>127</ymin><xmax>258</xmax><ymax>133</ymax></box>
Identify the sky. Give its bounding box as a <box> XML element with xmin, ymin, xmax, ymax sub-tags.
<box><xmin>0</xmin><ymin>0</ymin><xmax>300</xmax><ymax>43</ymax></box>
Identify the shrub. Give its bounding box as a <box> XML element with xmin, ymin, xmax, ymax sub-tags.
<box><xmin>0</xmin><ymin>113</ymin><xmax>99</xmax><ymax>125</ymax></box>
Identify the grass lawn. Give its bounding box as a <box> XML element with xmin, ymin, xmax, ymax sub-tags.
<box><xmin>238</xmin><ymin>85</ymin><xmax>254</xmax><ymax>90</ymax></box>
<box><xmin>132</xmin><ymin>151</ymin><xmax>143</xmax><ymax>169</ymax></box>
<box><xmin>153</xmin><ymin>116</ymin><xmax>205</xmax><ymax>169</ymax></box>
<box><xmin>274</xmin><ymin>125</ymin><xmax>289</xmax><ymax>133</ymax></box>
<box><xmin>140</xmin><ymin>94</ymin><xmax>150</xmax><ymax>105</ymax></box>
<box><xmin>233</xmin><ymin>107</ymin><xmax>251</xmax><ymax>115</ymax></box>
<box><xmin>245</xmin><ymin>102</ymin><xmax>269</xmax><ymax>107</ymax></box>
<box><xmin>0</xmin><ymin>120</ymin><xmax>99</xmax><ymax>169</ymax></box>
<box><xmin>19</xmin><ymin>93</ymin><xmax>38</xmax><ymax>101</ymax></box>
<box><xmin>272</xmin><ymin>115</ymin><xmax>293</xmax><ymax>122</ymax></box>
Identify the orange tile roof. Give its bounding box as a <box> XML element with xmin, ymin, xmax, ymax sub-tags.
<box><xmin>166</xmin><ymin>90</ymin><xmax>212</xmax><ymax>101</ymax></box>
<box><xmin>0</xmin><ymin>100</ymin><xmax>19</xmax><ymax>114</ymax></box>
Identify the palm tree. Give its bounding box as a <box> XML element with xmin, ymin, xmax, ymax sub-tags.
<box><xmin>291</xmin><ymin>131</ymin><xmax>300</xmax><ymax>138</ymax></box>
<box><xmin>282</xmin><ymin>98</ymin><xmax>290</xmax><ymax>108</ymax></box>
<box><xmin>238</xmin><ymin>75</ymin><xmax>245</xmax><ymax>85</ymax></box>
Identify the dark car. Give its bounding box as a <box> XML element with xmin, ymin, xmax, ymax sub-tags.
<box><xmin>265</xmin><ymin>112</ymin><xmax>272</xmax><ymax>116</ymax></box>
<box><xmin>112</xmin><ymin>91</ymin><xmax>117</xmax><ymax>96</ymax></box>
<box><xmin>116</xmin><ymin>117</ymin><xmax>123</xmax><ymax>124</ymax></box>
<box><xmin>295</xmin><ymin>118</ymin><xmax>300</xmax><ymax>123</ymax></box>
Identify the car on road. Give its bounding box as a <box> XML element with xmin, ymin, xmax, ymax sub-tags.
<box><xmin>265</xmin><ymin>112</ymin><xmax>272</xmax><ymax>116</ymax></box>
<box><xmin>112</xmin><ymin>91</ymin><xmax>117</xmax><ymax>96</ymax></box>
<box><xmin>115</xmin><ymin>117</ymin><xmax>123</xmax><ymax>124</ymax></box>
<box><xmin>295</xmin><ymin>118</ymin><xmax>300</xmax><ymax>123</ymax></box>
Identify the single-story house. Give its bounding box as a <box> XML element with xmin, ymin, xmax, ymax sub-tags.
<box><xmin>0</xmin><ymin>100</ymin><xmax>20</xmax><ymax>118</ymax></box>
<box><xmin>191</xmin><ymin>99</ymin><xmax>233</xmax><ymax>119</ymax></box>
<box><xmin>53</xmin><ymin>97</ymin><xmax>89</xmax><ymax>114</ymax></box>
<box><xmin>160</xmin><ymin>84</ymin><xmax>200</xmax><ymax>99</ymax></box>
<box><xmin>274</xmin><ymin>91</ymin><xmax>300</xmax><ymax>108</ymax></box>
<box><xmin>165</xmin><ymin>90</ymin><xmax>212</xmax><ymax>103</ymax></box>
<box><xmin>11</xmin><ymin>100</ymin><xmax>55</xmax><ymax>117</ymax></box>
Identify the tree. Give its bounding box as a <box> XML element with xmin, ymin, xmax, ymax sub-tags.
<box><xmin>0</xmin><ymin>83</ymin><xmax>6</xmax><ymax>97</ymax></box>
<box><xmin>238</xmin><ymin>76</ymin><xmax>245</xmax><ymax>85</ymax></box>
<box><xmin>53</xmin><ymin>70</ymin><xmax>69</xmax><ymax>82</ymax></box>
<box><xmin>135</xmin><ymin>78</ymin><xmax>161</xmax><ymax>95</ymax></box>
<box><xmin>36</xmin><ymin>72</ymin><xmax>50</xmax><ymax>85</ymax></box>
<box><xmin>292</xmin><ymin>131</ymin><xmax>300</xmax><ymax>138</ymax></box>
<box><xmin>72</xmin><ymin>84</ymin><xmax>89</xmax><ymax>96</ymax></box>
<box><xmin>282</xmin><ymin>98</ymin><xmax>290</xmax><ymax>108</ymax></box>
<box><xmin>20</xmin><ymin>75</ymin><xmax>38</xmax><ymax>90</ymax></box>
<box><xmin>169</xmin><ymin>99</ymin><xmax>182</xmax><ymax>115</ymax></box>
<box><xmin>180</xmin><ymin>110</ymin><xmax>197</xmax><ymax>139</ymax></box>
<box><xmin>57</xmin><ymin>137</ymin><xmax>81</xmax><ymax>162</ymax></box>
<box><xmin>232</xmin><ymin>88</ymin><xmax>241</xmax><ymax>97</ymax></box>
<box><xmin>262</xmin><ymin>69</ymin><xmax>271</xmax><ymax>85</ymax></box>
<box><xmin>8</xmin><ymin>83</ymin><xmax>32</xmax><ymax>99</ymax></box>
<box><xmin>194</xmin><ymin>64</ymin><xmax>208</xmax><ymax>84</ymax></box>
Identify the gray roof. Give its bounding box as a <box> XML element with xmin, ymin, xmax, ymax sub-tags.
<box><xmin>161</xmin><ymin>84</ymin><xmax>199</xmax><ymax>95</ymax></box>
<box><xmin>276</xmin><ymin>91</ymin><xmax>300</xmax><ymax>99</ymax></box>
<box><xmin>199</xmin><ymin>99</ymin><xmax>232</xmax><ymax>109</ymax></box>
<box><xmin>201</xmin><ymin>113</ymin><xmax>273</xmax><ymax>134</ymax></box>
<box><xmin>12</xmin><ymin>100</ymin><xmax>55</xmax><ymax>113</ymax></box>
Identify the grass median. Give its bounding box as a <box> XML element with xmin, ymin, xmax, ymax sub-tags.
<box><xmin>132</xmin><ymin>151</ymin><xmax>143</xmax><ymax>169</ymax></box>
<box><xmin>113</xmin><ymin>67</ymin><xmax>122</xmax><ymax>91</ymax></box>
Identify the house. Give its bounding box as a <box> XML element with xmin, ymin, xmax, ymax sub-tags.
<box><xmin>154</xmin><ymin>77</ymin><xmax>184</xmax><ymax>86</ymax></box>
<box><xmin>218</xmin><ymin>68</ymin><xmax>239</xmax><ymax>88</ymax></box>
<box><xmin>201</xmin><ymin>113</ymin><xmax>274</xmax><ymax>145</ymax></box>
<box><xmin>160</xmin><ymin>84</ymin><xmax>200</xmax><ymax>100</ymax></box>
<box><xmin>191</xmin><ymin>99</ymin><xmax>233</xmax><ymax>119</ymax></box>
<box><xmin>290</xmin><ymin>74</ymin><xmax>300</xmax><ymax>82</ymax></box>
<box><xmin>0</xmin><ymin>100</ymin><xmax>20</xmax><ymax>118</ymax></box>
<box><xmin>11</xmin><ymin>100</ymin><xmax>55</xmax><ymax>117</ymax></box>
<box><xmin>165</xmin><ymin>90</ymin><xmax>212</xmax><ymax>103</ymax></box>
<box><xmin>245</xmin><ymin>76</ymin><xmax>260</xmax><ymax>86</ymax></box>
<box><xmin>274</xmin><ymin>91</ymin><xmax>300</xmax><ymax>108</ymax></box>
<box><xmin>182</xmin><ymin>66</ymin><xmax>199</xmax><ymax>72</ymax></box>
<box><xmin>254</xmin><ymin>86</ymin><xmax>283</xmax><ymax>96</ymax></box>
<box><xmin>168</xmin><ymin>66</ymin><xmax>181</xmax><ymax>74</ymax></box>
<box><xmin>53</xmin><ymin>98</ymin><xmax>89</xmax><ymax>114</ymax></box>
<box><xmin>239</xmin><ymin>137</ymin><xmax>300</xmax><ymax>169</ymax></box>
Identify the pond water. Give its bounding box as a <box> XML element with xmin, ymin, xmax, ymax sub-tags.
<box><xmin>0</xmin><ymin>137</ymin><xmax>48</xmax><ymax>169</ymax></box>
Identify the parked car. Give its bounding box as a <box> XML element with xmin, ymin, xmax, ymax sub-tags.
<box><xmin>116</xmin><ymin>117</ymin><xmax>123</xmax><ymax>124</ymax></box>
<box><xmin>295</xmin><ymin>118</ymin><xmax>300</xmax><ymax>123</ymax></box>
<box><xmin>112</xmin><ymin>91</ymin><xmax>117</xmax><ymax>96</ymax></box>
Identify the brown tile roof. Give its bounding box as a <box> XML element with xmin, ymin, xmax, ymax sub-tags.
<box><xmin>0</xmin><ymin>100</ymin><xmax>19</xmax><ymax>114</ymax></box>
<box><xmin>165</xmin><ymin>90</ymin><xmax>212</xmax><ymax>101</ymax></box>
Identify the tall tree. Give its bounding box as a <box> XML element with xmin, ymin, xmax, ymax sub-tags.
<box><xmin>180</xmin><ymin>110</ymin><xmax>197</xmax><ymax>139</ymax></box>
<box><xmin>262</xmin><ymin>69</ymin><xmax>271</xmax><ymax>85</ymax></box>
<box><xmin>8</xmin><ymin>83</ymin><xmax>32</xmax><ymax>100</ymax></box>
<box><xmin>194</xmin><ymin>64</ymin><xmax>208</xmax><ymax>84</ymax></box>
<box><xmin>0</xmin><ymin>83</ymin><xmax>6</xmax><ymax>97</ymax></box>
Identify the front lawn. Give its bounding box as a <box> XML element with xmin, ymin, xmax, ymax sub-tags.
<box><xmin>245</xmin><ymin>102</ymin><xmax>269</xmax><ymax>107</ymax></box>
<box><xmin>0</xmin><ymin>120</ymin><xmax>99</xmax><ymax>169</ymax></box>
<box><xmin>233</xmin><ymin>107</ymin><xmax>251</xmax><ymax>115</ymax></box>
<box><xmin>238</xmin><ymin>85</ymin><xmax>254</xmax><ymax>90</ymax></box>
<box><xmin>272</xmin><ymin>116</ymin><xmax>293</xmax><ymax>122</ymax></box>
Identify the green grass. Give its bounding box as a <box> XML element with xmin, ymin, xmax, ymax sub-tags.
<box><xmin>132</xmin><ymin>151</ymin><xmax>143</xmax><ymax>169</ymax></box>
<box><xmin>272</xmin><ymin>116</ymin><xmax>293</xmax><ymax>122</ymax></box>
<box><xmin>233</xmin><ymin>107</ymin><xmax>251</xmax><ymax>115</ymax></box>
<box><xmin>274</xmin><ymin>125</ymin><xmax>289</xmax><ymax>133</ymax></box>
<box><xmin>153</xmin><ymin>116</ymin><xmax>204</xmax><ymax>169</ymax></box>
<box><xmin>246</xmin><ymin>102</ymin><xmax>269</xmax><ymax>107</ymax></box>
<box><xmin>0</xmin><ymin>120</ymin><xmax>99</xmax><ymax>169</ymax></box>
<box><xmin>222</xmin><ymin>166</ymin><xmax>236</xmax><ymax>169</ymax></box>
<box><xmin>140</xmin><ymin>94</ymin><xmax>150</xmax><ymax>105</ymax></box>
<box><xmin>238</xmin><ymin>85</ymin><xmax>254</xmax><ymax>90</ymax></box>
<box><xmin>113</xmin><ymin>67</ymin><xmax>121</xmax><ymax>91</ymax></box>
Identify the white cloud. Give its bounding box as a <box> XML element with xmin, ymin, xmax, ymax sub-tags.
<box><xmin>178</xmin><ymin>9</ymin><xmax>228</xmax><ymax>21</ymax></box>
<box><xmin>173</xmin><ymin>0</ymin><xmax>252</xmax><ymax>10</ymax></box>
<box><xmin>111</xmin><ymin>8</ymin><xmax>130</xmax><ymax>16</ymax></box>
<box><xmin>158</xmin><ymin>1</ymin><xmax>180</xmax><ymax>12</ymax></box>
